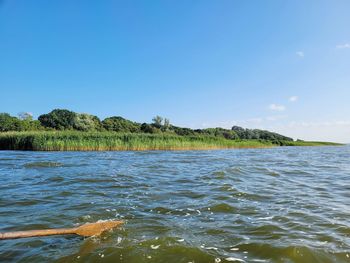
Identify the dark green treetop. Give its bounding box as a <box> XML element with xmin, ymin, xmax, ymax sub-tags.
<box><xmin>38</xmin><ymin>109</ymin><xmax>76</xmax><ymax>130</ymax></box>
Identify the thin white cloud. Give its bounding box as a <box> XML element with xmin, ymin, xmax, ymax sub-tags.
<box><xmin>336</xmin><ymin>43</ymin><xmax>350</xmax><ymax>49</ymax></box>
<box><xmin>246</xmin><ymin>118</ymin><xmax>263</xmax><ymax>124</ymax></box>
<box><xmin>289</xmin><ymin>96</ymin><xmax>298</xmax><ymax>102</ymax></box>
<box><xmin>296</xmin><ymin>51</ymin><xmax>304</xmax><ymax>57</ymax></box>
<box><xmin>286</xmin><ymin>120</ymin><xmax>350</xmax><ymax>128</ymax></box>
<box><xmin>269</xmin><ymin>104</ymin><xmax>286</xmax><ymax>112</ymax></box>
<box><xmin>265</xmin><ymin>115</ymin><xmax>287</xmax><ymax>121</ymax></box>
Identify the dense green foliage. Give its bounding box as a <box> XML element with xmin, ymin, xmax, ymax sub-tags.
<box><xmin>197</xmin><ymin>128</ymin><xmax>239</xmax><ymax>140</ymax></box>
<box><xmin>0</xmin><ymin>109</ymin><xmax>342</xmax><ymax>150</ymax></box>
<box><xmin>0</xmin><ymin>113</ymin><xmax>43</xmax><ymax>132</ymax></box>
<box><xmin>231</xmin><ymin>126</ymin><xmax>292</xmax><ymax>143</ymax></box>
<box><xmin>0</xmin><ymin>113</ymin><xmax>20</xmax><ymax>131</ymax></box>
<box><xmin>73</xmin><ymin>113</ymin><xmax>102</xmax><ymax>131</ymax></box>
<box><xmin>102</xmin><ymin>116</ymin><xmax>140</xmax><ymax>132</ymax></box>
<box><xmin>38</xmin><ymin>109</ymin><xmax>76</xmax><ymax>130</ymax></box>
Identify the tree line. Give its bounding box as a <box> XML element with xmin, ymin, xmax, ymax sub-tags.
<box><xmin>0</xmin><ymin>109</ymin><xmax>293</xmax><ymax>143</ymax></box>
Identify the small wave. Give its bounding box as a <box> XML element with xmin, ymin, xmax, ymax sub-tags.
<box><xmin>176</xmin><ymin>190</ymin><xmax>207</xmax><ymax>199</ymax></box>
<box><xmin>24</xmin><ymin>161</ymin><xmax>64</xmax><ymax>168</ymax></box>
<box><xmin>216</xmin><ymin>184</ymin><xmax>237</xmax><ymax>192</ymax></box>
<box><xmin>254</xmin><ymin>167</ymin><xmax>281</xmax><ymax>176</ymax></box>
<box><xmin>231</xmin><ymin>191</ymin><xmax>273</xmax><ymax>201</ymax></box>
<box><xmin>226</xmin><ymin>167</ymin><xmax>248</xmax><ymax>175</ymax></box>
<box><xmin>213</xmin><ymin>171</ymin><xmax>226</xmax><ymax>178</ymax></box>
<box><xmin>174</xmin><ymin>178</ymin><xmax>195</xmax><ymax>184</ymax></box>
<box><xmin>248</xmin><ymin>224</ymin><xmax>285</xmax><ymax>239</ymax></box>
<box><xmin>151</xmin><ymin>207</ymin><xmax>199</xmax><ymax>216</ymax></box>
<box><xmin>75</xmin><ymin>178</ymin><xmax>117</xmax><ymax>184</ymax></box>
<box><xmin>205</xmin><ymin>228</ymin><xmax>227</xmax><ymax>235</ymax></box>
<box><xmin>282</xmin><ymin>169</ymin><xmax>313</xmax><ymax>176</ymax></box>
<box><xmin>209</xmin><ymin>203</ymin><xmax>237</xmax><ymax>213</ymax></box>
<box><xmin>152</xmin><ymin>206</ymin><xmax>173</xmax><ymax>215</ymax></box>
<box><xmin>13</xmin><ymin>199</ymin><xmax>40</xmax><ymax>206</ymax></box>
<box><xmin>42</xmin><ymin>176</ymin><xmax>65</xmax><ymax>183</ymax></box>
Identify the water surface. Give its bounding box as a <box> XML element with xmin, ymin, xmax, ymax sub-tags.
<box><xmin>0</xmin><ymin>146</ymin><xmax>349</xmax><ymax>262</ymax></box>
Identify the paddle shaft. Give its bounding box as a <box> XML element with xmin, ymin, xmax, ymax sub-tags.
<box><xmin>0</xmin><ymin>227</ymin><xmax>78</xmax><ymax>239</ymax></box>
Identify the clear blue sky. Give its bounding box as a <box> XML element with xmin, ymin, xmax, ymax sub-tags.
<box><xmin>1</xmin><ymin>0</ymin><xmax>350</xmax><ymax>142</ymax></box>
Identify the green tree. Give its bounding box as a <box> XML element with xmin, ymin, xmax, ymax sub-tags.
<box><xmin>140</xmin><ymin>123</ymin><xmax>159</xmax><ymax>134</ymax></box>
<box><xmin>18</xmin><ymin>112</ymin><xmax>33</xmax><ymax>121</ymax></box>
<box><xmin>18</xmin><ymin>119</ymin><xmax>44</xmax><ymax>131</ymax></box>
<box><xmin>102</xmin><ymin>116</ymin><xmax>140</xmax><ymax>132</ymax></box>
<box><xmin>171</xmin><ymin>126</ymin><xmax>195</xmax><ymax>136</ymax></box>
<box><xmin>200</xmin><ymin>127</ymin><xmax>238</xmax><ymax>140</ymax></box>
<box><xmin>161</xmin><ymin>118</ymin><xmax>170</xmax><ymax>132</ymax></box>
<box><xmin>0</xmin><ymin>113</ymin><xmax>21</xmax><ymax>131</ymax></box>
<box><xmin>152</xmin><ymin>116</ymin><xmax>163</xmax><ymax>128</ymax></box>
<box><xmin>16</xmin><ymin>112</ymin><xmax>45</xmax><ymax>131</ymax></box>
<box><xmin>231</xmin><ymin>125</ymin><xmax>292</xmax><ymax>141</ymax></box>
<box><xmin>38</xmin><ymin>109</ymin><xmax>76</xmax><ymax>130</ymax></box>
<box><xmin>73</xmin><ymin>113</ymin><xmax>102</xmax><ymax>131</ymax></box>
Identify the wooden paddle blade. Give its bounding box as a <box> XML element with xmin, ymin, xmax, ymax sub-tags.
<box><xmin>75</xmin><ymin>220</ymin><xmax>123</xmax><ymax>237</ymax></box>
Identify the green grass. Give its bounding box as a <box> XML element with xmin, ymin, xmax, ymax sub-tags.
<box><xmin>0</xmin><ymin>131</ymin><xmax>343</xmax><ymax>151</ymax></box>
<box><xmin>0</xmin><ymin>131</ymin><xmax>274</xmax><ymax>151</ymax></box>
<box><xmin>279</xmin><ymin>140</ymin><xmax>344</xmax><ymax>146</ymax></box>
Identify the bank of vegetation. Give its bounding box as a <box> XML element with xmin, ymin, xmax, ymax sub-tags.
<box><xmin>0</xmin><ymin>109</ymin><xmax>342</xmax><ymax>151</ymax></box>
<box><xmin>0</xmin><ymin>131</ymin><xmax>278</xmax><ymax>151</ymax></box>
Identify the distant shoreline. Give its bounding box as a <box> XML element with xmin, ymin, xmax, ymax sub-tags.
<box><xmin>0</xmin><ymin>131</ymin><xmax>343</xmax><ymax>151</ymax></box>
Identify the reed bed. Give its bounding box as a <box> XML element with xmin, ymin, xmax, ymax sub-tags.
<box><xmin>0</xmin><ymin>131</ymin><xmax>276</xmax><ymax>151</ymax></box>
<box><xmin>279</xmin><ymin>140</ymin><xmax>343</xmax><ymax>147</ymax></box>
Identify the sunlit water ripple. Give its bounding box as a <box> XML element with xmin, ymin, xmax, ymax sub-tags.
<box><xmin>0</xmin><ymin>146</ymin><xmax>350</xmax><ymax>262</ymax></box>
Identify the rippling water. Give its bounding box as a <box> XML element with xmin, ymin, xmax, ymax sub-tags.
<box><xmin>0</xmin><ymin>146</ymin><xmax>350</xmax><ymax>262</ymax></box>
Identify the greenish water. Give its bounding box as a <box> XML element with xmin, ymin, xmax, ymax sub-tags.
<box><xmin>0</xmin><ymin>146</ymin><xmax>349</xmax><ymax>262</ymax></box>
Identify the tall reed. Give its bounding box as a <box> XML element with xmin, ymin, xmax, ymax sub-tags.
<box><xmin>0</xmin><ymin>131</ymin><xmax>277</xmax><ymax>151</ymax></box>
